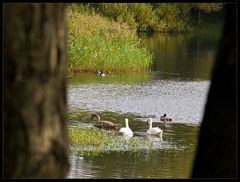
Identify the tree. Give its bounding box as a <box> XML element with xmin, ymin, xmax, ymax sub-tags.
<box><xmin>128</xmin><ymin>3</ymin><xmax>156</xmax><ymax>31</ymax></box>
<box><xmin>177</xmin><ymin>3</ymin><xmax>192</xmax><ymax>22</ymax></box>
<box><xmin>4</xmin><ymin>3</ymin><xmax>69</xmax><ymax>178</ymax></box>
<box><xmin>193</xmin><ymin>3</ymin><xmax>223</xmax><ymax>25</ymax></box>
<box><xmin>192</xmin><ymin>4</ymin><xmax>236</xmax><ymax>178</ymax></box>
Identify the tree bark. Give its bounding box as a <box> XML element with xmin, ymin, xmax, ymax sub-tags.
<box><xmin>198</xmin><ymin>9</ymin><xmax>201</xmax><ymax>25</ymax></box>
<box><xmin>4</xmin><ymin>4</ymin><xmax>69</xmax><ymax>178</ymax></box>
<box><xmin>192</xmin><ymin>4</ymin><xmax>236</xmax><ymax>178</ymax></box>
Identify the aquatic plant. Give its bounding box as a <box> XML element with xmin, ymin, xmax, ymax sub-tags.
<box><xmin>68</xmin><ymin>126</ymin><xmax>156</xmax><ymax>157</ymax></box>
<box><xmin>68</xmin><ymin>127</ymin><xmax>111</xmax><ymax>146</ymax></box>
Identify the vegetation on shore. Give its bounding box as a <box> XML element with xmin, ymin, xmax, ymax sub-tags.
<box><xmin>67</xmin><ymin>3</ymin><xmax>223</xmax><ymax>74</ymax></box>
<box><xmin>72</xmin><ymin>3</ymin><xmax>224</xmax><ymax>33</ymax></box>
<box><xmin>67</xmin><ymin>5</ymin><xmax>153</xmax><ymax>74</ymax></box>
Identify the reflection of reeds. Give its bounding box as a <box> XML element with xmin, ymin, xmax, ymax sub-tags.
<box><xmin>67</xmin><ymin>72</ymin><xmax>151</xmax><ymax>84</ymax></box>
<box><xmin>190</xmin><ymin>21</ymin><xmax>224</xmax><ymax>37</ymax></box>
<box><xmin>67</xmin><ymin>9</ymin><xmax>153</xmax><ymax>73</ymax></box>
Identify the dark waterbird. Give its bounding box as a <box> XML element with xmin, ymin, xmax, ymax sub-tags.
<box><xmin>160</xmin><ymin>114</ymin><xmax>172</xmax><ymax>122</ymax></box>
<box><xmin>91</xmin><ymin>113</ymin><xmax>120</xmax><ymax>130</ymax></box>
<box><xmin>97</xmin><ymin>70</ymin><xmax>106</xmax><ymax>77</ymax></box>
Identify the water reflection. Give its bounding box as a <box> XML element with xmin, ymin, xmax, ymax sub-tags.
<box><xmin>68</xmin><ymin>140</ymin><xmax>196</xmax><ymax>179</ymax></box>
<box><xmin>146</xmin><ymin>33</ymin><xmax>220</xmax><ymax>79</ymax></box>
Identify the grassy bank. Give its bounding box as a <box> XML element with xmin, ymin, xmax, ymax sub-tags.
<box><xmin>67</xmin><ymin>7</ymin><xmax>153</xmax><ymax>74</ymax></box>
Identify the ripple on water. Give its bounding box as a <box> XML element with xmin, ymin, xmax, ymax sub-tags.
<box><xmin>68</xmin><ymin>80</ymin><xmax>210</xmax><ymax>124</ymax></box>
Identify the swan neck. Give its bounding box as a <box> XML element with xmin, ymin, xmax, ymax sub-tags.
<box><xmin>93</xmin><ymin>114</ymin><xmax>100</xmax><ymax>122</ymax></box>
<box><xmin>149</xmin><ymin>119</ymin><xmax>152</xmax><ymax>129</ymax></box>
<box><xmin>125</xmin><ymin>119</ymin><xmax>129</xmax><ymax>128</ymax></box>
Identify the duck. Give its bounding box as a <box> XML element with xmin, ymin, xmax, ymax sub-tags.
<box><xmin>160</xmin><ymin>114</ymin><xmax>172</xmax><ymax>122</ymax></box>
<box><xmin>119</xmin><ymin>118</ymin><xmax>133</xmax><ymax>137</ymax></box>
<box><xmin>91</xmin><ymin>113</ymin><xmax>119</xmax><ymax>130</ymax></box>
<box><xmin>97</xmin><ymin>70</ymin><xmax>105</xmax><ymax>77</ymax></box>
<box><xmin>146</xmin><ymin>118</ymin><xmax>163</xmax><ymax>139</ymax></box>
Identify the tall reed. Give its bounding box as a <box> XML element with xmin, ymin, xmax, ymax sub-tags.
<box><xmin>67</xmin><ymin>7</ymin><xmax>153</xmax><ymax>73</ymax></box>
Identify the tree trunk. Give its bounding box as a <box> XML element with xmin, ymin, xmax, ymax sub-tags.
<box><xmin>198</xmin><ymin>9</ymin><xmax>201</xmax><ymax>25</ymax></box>
<box><xmin>4</xmin><ymin>4</ymin><xmax>69</xmax><ymax>178</ymax></box>
<box><xmin>192</xmin><ymin>4</ymin><xmax>236</xmax><ymax>178</ymax></box>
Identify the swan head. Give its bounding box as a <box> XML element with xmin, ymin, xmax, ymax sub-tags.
<box><xmin>146</xmin><ymin>118</ymin><xmax>152</xmax><ymax>125</ymax></box>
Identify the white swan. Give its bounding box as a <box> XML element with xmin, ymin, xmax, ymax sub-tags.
<box><xmin>147</xmin><ymin>118</ymin><xmax>163</xmax><ymax>140</ymax></box>
<box><xmin>119</xmin><ymin>118</ymin><xmax>133</xmax><ymax>137</ymax></box>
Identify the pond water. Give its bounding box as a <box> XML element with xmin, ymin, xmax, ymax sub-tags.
<box><xmin>66</xmin><ymin>31</ymin><xmax>222</xmax><ymax>179</ymax></box>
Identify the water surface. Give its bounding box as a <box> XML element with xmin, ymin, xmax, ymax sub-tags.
<box><xmin>68</xmin><ymin>78</ymin><xmax>210</xmax><ymax>124</ymax></box>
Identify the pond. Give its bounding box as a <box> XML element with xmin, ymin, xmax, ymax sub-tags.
<box><xmin>66</xmin><ymin>31</ymin><xmax>222</xmax><ymax>179</ymax></box>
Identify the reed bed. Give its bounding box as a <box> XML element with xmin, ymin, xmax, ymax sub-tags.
<box><xmin>67</xmin><ymin>8</ymin><xmax>153</xmax><ymax>73</ymax></box>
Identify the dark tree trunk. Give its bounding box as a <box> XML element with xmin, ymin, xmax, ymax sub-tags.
<box><xmin>4</xmin><ymin>4</ymin><xmax>69</xmax><ymax>178</ymax></box>
<box><xmin>198</xmin><ymin>9</ymin><xmax>201</xmax><ymax>25</ymax></box>
<box><xmin>192</xmin><ymin>4</ymin><xmax>236</xmax><ymax>178</ymax></box>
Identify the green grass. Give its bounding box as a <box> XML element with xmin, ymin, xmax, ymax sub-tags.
<box><xmin>68</xmin><ymin>127</ymin><xmax>154</xmax><ymax>157</ymax></box>
<box><xmin>68</xmin><ymin>127</ymin><xmax>113</xmax><ymax>146</ymax></box>
<box><xmin>67</xmin><ymin>8</ymin><xmax>153</xmax><ymax>74</ymax></box>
